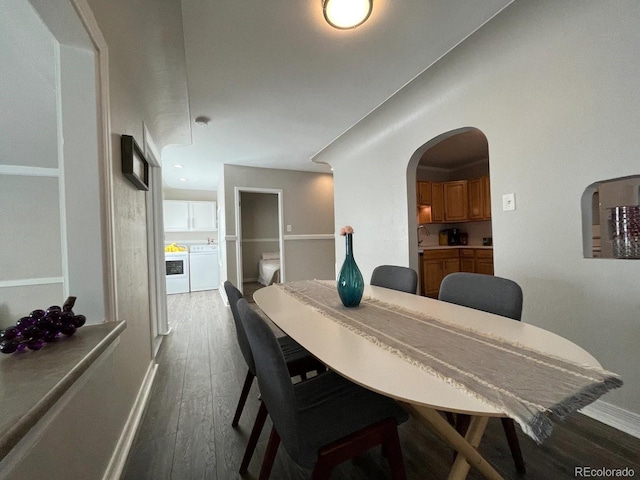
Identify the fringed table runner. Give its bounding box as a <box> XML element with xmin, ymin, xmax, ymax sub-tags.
<box><xmin>276</xmin><ymin>280</ymin><xmax>622</xmax><ymax>443</ymax></box>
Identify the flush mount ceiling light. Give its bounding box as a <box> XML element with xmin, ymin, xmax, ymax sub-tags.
<box><xmin>323</xmin><ymin>0</ymin><xmax>372</xmax><ymax>29</ymax></box>
<box><xmin>194</xmin><ymin>116</ymin><xmax>210</xmax><ymax>126</ymax></box>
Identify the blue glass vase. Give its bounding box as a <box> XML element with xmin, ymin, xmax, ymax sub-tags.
<box><xmin>337</xmin><ymin>233</ymin><xmax>364</xmax><ymax>307</ymax></box>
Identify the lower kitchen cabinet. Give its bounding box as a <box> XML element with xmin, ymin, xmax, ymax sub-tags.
<box><xmin>475</xmin><ymin>249</ymin><xmax>494</xmax><ymax>275</ymax></box>
<box><xmin>459</xmin><ymin>248</ymin><xmax>475</xmax><ymax>273</ymax></box>
<box><xmin>421</xmin><ymin>248</ymin><xmax>494</xmax><ymax>297</ymax></box>
<box><xmin>422</xmin><ymin>249</ymin><xmax>460</xmax><ymax>298</ymax></box>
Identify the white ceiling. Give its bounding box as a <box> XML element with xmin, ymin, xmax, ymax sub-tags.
<box><xmin>161</xmin><ymin>0</ymin><xmax>514</xmax><ymax>191</ymax></box>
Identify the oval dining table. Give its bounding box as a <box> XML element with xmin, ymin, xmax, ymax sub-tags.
<box><xmin>254</xmin><ymin>282</ymin><xmax>605</xmax><ymax>480</ymax></box>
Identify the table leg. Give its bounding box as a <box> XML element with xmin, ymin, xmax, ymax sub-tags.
<box><xmin>449</xmin><ymin>416</ymin><xmax>489</xmax><ymax>479</ymax></box>
<box><xmin>401</xmin><ymin>403</ymin><xmax>503</xmax><ymax>480</ymax></box>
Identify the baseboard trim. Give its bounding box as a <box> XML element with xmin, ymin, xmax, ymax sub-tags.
<box><xmin>102</xmin><ymin>360</ymin><xmax>158</xmax><ymax>480</ymax></box>
<box><xmin>580</xmin><ymin>399</ymin><xmax>640</xmax><ymax>439</ymax></box>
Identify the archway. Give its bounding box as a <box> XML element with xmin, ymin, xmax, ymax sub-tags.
<box><xmin>406</xmin><ymin>127</ymin><xmax>493</xmax><ymax>296</ymax></box>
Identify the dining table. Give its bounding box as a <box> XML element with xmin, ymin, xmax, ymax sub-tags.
<box><xmin>253</xmin><ymin>280</ymin><xmax>622</xmax><ymax>480</ymax></box>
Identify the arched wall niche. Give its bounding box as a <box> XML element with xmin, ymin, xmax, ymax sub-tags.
<box><xmin>582</xmin><ymin>175</ymin><xmax>640</xmax><ymax>259</ymax></box>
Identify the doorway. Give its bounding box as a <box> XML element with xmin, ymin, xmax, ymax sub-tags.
<box><xmin>234</xmin><ymin>187</ymin><xmax>284</xmax><ymax>300</ymax></box>
<box><xmin>415</xmin><ymin>128</ymin><xmax>492</xmax><ymax>243</ymax></box>
<box><xmin>410</xmin><ymin>127</ymin><xmax>493</xmax><ymax>296</ymax></box>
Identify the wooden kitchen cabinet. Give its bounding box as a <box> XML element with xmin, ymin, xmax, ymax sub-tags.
<box><xmin>468</xmin><ymin>175</ymin><xmax>491</xmax><ymax>220</ymax></box>
<box><xmin>443</xmin><ymin>180</ymin><xmax>468</xmax><ymax>222</ymax></box>
<box><xmin>459</xmin><ymin>248</ymin><xmax>476</xmax><ymax>273</ymax></box>
<box><xmin>431</xmin><ymin>182</ymin><xmax>444</xmax><ymax>222</ymax></box>
<box><xmin>422</xmin><ymin>249</ymin><xmax>460</xmax><ymax>298</ymax></box>
<box><xmin>417</xmin><ymin>176</ymin><xmax>490</xmax><ymax>223</ymax></box>
<box><xmin>421</xmin><ymin>248</ymin><xmax>494</xmax><ymax>297</ymax></box>
<box><xmin>475</xmin><ymin>249</ymin><xmax>494</xmax><ymax>275</ymax></box>
<box><xmin>467</xmin><ymin>178</ymin><xmax>484</xmax><ymax>220</ymax></box>
<box><xmin>417</xmin><ymin>181</ymin><xmax>432</xmax><ymax>205</ymax></box>
<box><xmin>482</xmin><ymin>175</ymin><xmax>491</xmax><ymax>219</ymax></box>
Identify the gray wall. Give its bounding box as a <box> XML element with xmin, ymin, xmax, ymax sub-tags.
<box><xmin>315</xmin><ymin>0</ymin><xmax>640</xmax><ymax>421</ymax></box>
<box><xmin>222</xmin><ymin>165</ymin><xmax>335</xmax><ymax>286</ymax></box>
<box><xmin>0</xmin><ymin>0</ymin><xmax>189</xmax><ymax>479</ymax></box>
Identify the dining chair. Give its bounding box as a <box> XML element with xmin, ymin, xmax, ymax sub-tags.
<box><xmin>237</xmin><ymin>298</ymin><xmax>409</xmax><ymax>480</ymax></box>
<box><xmin>370</xmin><ymin>265</ymin><xmax>418</xmax><ymax>294</ymax></box>
<box><xmin>438</xmin><ymin>272</ymin><xmax>526</xmax><ymax>474</ymax></box>
<box><xmin>224</xmin><ymin>281</ymin><xmax>324</xmax><ymax>427</ymax></box>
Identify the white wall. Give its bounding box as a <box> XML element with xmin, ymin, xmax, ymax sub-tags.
<box><xmin>0</xmin><ymin>0</ymin><xmax>104</xmax><ymax>326</ymax></box>
<box><xmin>315</xmin><ymin>0</ymin><xmax>640</xmax><ymax>422</ymax></box>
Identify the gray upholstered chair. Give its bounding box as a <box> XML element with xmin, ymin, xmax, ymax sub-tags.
<box><xmin>370</xmin><ymin>265</ymin><xmax>418</xmax><ymax>294</ymax></box>
<box><xmin>237</xmin><ymin>298</ymin><xmax>409</xmax><ymax>480</ymax></box>
<box><xmin>438</xmin><ymin>272</ymin><xmax>526</xmax><ymax>474</ymax></box>
<box><xmin>223</xmin><ymin>281</ymin><xmax>324</xmax><ymax>424</ymax></box>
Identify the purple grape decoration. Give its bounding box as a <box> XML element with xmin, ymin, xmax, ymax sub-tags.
<box><xmin>73</xmin><ymin>315</ymin><xmax>86</xmax><ymax>328</ymax></box>
<box><xmin>0</xmin><ymin>326</ymin><xmax>18</xmax><ymax>341</ymax></box>
<box><xmin>0</xmin><ymin>340</ymin><xmax>19</xmax><ymax>354</ymax></box>
<box><xmin>1</xmin><ymin>296</ymin><xmax>86</xmax><ymax>355</ymax></box>
<box><xmin>29</xmin><ymin>309</ymin><xmax>46</xmax><ymax>319</ymax></box>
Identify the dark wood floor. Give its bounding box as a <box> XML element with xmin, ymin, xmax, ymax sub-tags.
<box><xmin>121</xmin><ymin>290</ymin><xmax>640</xmax><ymax>480</ymax></box>
<box><xmin>242</xmin><ymin>281</ymin><xmax>265</xmax><ymax>303</ymax></box>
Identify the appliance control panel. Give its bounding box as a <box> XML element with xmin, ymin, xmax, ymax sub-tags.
<box><xmin>190</xmin><ymin>244</ymin><xmax>218</xmax><ymax>253</ymax></box>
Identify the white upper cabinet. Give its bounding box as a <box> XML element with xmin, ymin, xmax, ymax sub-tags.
<box><xmin>164</xmin><ymin>200</ymin><xmax>216</xmax><ymax>232</ymax></box>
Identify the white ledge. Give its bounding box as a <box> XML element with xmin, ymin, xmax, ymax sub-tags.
<box><xmin>0</xmin><ymin>321</ymin><xmax>126</xmax><ymax>461</ymax></box>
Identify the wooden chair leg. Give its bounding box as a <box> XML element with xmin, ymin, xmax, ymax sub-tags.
<box><xmin>232</xmin><ymin>369</ymin><xmax>254</xmax><ymax>427</ymax></box>
<box><xmin>239</xmin><ymin>401</ymin><xmax>268</xmax><ymax>474</ymax></box>
<box><xmin>381</xmin><ymin>420</ymin><xmax>407</xmax><ymax>480</ymax></box>
<box><xmin>501</xmin><ymin>417</ymin><xmax>526</xmax><ymax>474</ymax></box>
<box><xmin>312</xmin><ymin>418</ymin><xmax>405</xmax><ymax>480</ymax></box>
<box><xmin>258</xmin><ymin>426</ymin><xmax>281</xmax><ymax>480</ymax></box>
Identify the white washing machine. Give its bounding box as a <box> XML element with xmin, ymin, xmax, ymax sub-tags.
<box><xmin>165</xmin><ymin>249</ymin><xmax>190</xmax><ymax>294</ymax></box>
<box><xmin>189</xmin><ymin>244</ymin><xmax>220</xmax><ymax>291</ymax></box>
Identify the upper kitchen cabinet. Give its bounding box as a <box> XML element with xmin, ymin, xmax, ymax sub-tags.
<box><xmin>431</xmin><ymin>182</ymin><xmax>445</xmax><ymax>222</ymax></box>
<box><xmin>443</xmin><ymin>180</ymin><xmax>468</xmax><ymax>222</ymax></box>
<box><xmin>417</xmin><ymin>181</ymin><xmax>432</xmax><ymax>205</ymax></box>
<box><xmin>164</xmin><ymin>200</ymin><xmax>217</xmax><ymax>232</ymax></box>
<box><xmin>415</xmin><ymin>128</ymin><xmax>491</xmax><ymax>224</ymax></box>
<box><xmin>418</xmin><ymin>176</ymin><xmax>491</xmax><ymax>224</ymax></box>
<box><xmin>468</xmin><ymin>175</ymin><xmax>491</xmax><ymax>221</ymax></box>
<box><xmin>483</xmin><ymin>175</ymin><xmax>491</xmax><ymax>219</ymax></box>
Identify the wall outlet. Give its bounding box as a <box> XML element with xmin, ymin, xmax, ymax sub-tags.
<box><xmin>502</xmin><ymin>193</ymin><xmax>516</xmax><ymax>211</ymax></box>
<box><xmin>286</xmin><ymin>224</ymin><xmax>292</xmax><ymax>232</ymax></box>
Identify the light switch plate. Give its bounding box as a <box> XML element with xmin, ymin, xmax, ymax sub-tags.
<box><xmin>502</xmin><ymin>193</ymin><xmax>516</xmax><ymax>211</ymax></box>
<box><xmin>286</xmin><ymin>224</ymin><xmax>292</xmax><ymax>232</ymax></box>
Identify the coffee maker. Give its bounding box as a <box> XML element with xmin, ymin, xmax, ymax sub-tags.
<box><xmin>439</xmin><ymin>228</ymin><xmax>461</xmax><ymax>245</ymax></box>
<box><xmin>448</xmin><ymin>228</ymin><xmax>461</xmax><ymax>245</ymax></box>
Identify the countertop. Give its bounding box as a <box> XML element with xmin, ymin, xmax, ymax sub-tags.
<box><xmin>0</xmin><ymin>321</ymin><xmax>126</xmax><ymax>461</ymax></box>
<box><xmin>419</xmin><ymin>245</ymin><xmax>493</xmax><ymax>252</ymax></box>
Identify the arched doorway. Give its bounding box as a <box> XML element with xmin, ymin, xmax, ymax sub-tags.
<box><xmin>407</xmin><ymin>127</ymin><xmax>493</xmax><ymax>296</ymax></box>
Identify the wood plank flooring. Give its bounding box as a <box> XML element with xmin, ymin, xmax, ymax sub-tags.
<box><xmin>121</xmin><ymin>290</ymin><xmax>640</xmax><ymax>480</ymax></box>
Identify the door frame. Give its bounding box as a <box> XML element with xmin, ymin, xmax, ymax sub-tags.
<box><xmin>234</xmin><ymin>187</ymin><xmax>285</xmax><ymax>292</ymax></box>
<box><xmin>143</xmin><ymin>124</ymin><xmax>170</xmax><ymax>357</ymax></box>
